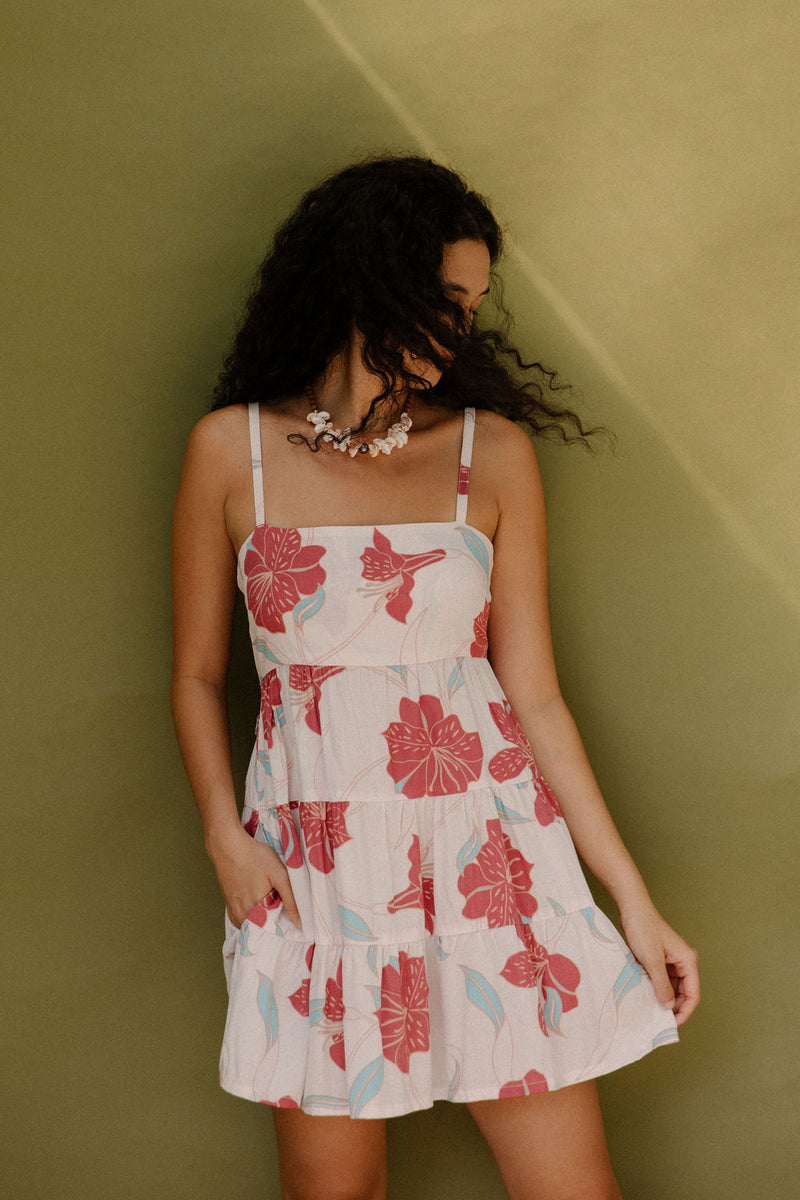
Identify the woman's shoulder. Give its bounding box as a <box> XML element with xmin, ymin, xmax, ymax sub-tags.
<box><xmin>183</xmin><ymin>403</ymin><xmax>250</xmax><ymax>464</ymax></box>
<box><xmin>473</xmin><ymin>406</ymin><xmax>539</xmax><ymax>463</ymax></box>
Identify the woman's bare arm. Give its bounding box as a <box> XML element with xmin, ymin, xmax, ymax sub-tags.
<box><xmin>483</xmin><ymin>413</ymin><xmax>699</xmax><ymax>1024</ymax></box>
<box><xmin>170</xmin><ymin>412</ymin><xmax>301</xmax><ymax>928</ymax></box>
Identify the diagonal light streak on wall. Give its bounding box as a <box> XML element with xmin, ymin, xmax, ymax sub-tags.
<box><xmin>300</xmin><ymin>0</ymin><xmax>800</xmax><ymax>619</ymax></box>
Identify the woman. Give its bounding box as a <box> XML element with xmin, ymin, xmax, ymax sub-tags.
<box><xmin>171</xmin><ymin>154</ymin><xmax>699</xmax><ymax>1200</ymax></box>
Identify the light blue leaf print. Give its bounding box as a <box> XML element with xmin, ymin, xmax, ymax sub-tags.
<box><xmin>493</xmin><ymin>793</ymin><xmax>528</xmax><ymax>824</ymax></box>
<box><xmin>613</xmin><ymin>952</ymin><xmax>644</xmax><ymax>1005</ymax></box>
<box><xmin>308</xmin><ymin>997</ymin><xmax>326</xmax><ymax>1026</ymax></box>
<box><xmin>448</xmin><ymin>661</ymin><xmax>465</xmax><ymax>696</ymax></box>
<box><xmin>458</xmin><ymin>526</ymin><xmax>491</xmax><ymax>574</ymax></box>
<box><xmin>462</xmin><ymin>966</ymin><xmax>504</xmax><ymax>1034</ymax></box>
<box><xmin>456</xmin><ymin>827</ymin><xmax>482</xmax><ymax>874</ymax></box>
<box><xmin>547</xmin><ymin>897</ymin><xmax>567</xmax><ymax>917</ymax></box>
<box><xmin>253</xmin><ymin>638</ymin><xmax>280</xmax><ymax>664</ymax></box>
<box><xmin>237</xmin><ymin>924</ymin><xmax>253</xmax><ymax>957</ymax></box>
<box><xmin>349</xmin><ymin>1057</ymin><xmax>385</xmax><ymax>1118</ymax></box>
<box><xmin>367</xmin><ymin>944</ymin><xmax>378</xmax><ymax>976</ymax></box>
<box><xmin>256</xmin><ymin>749</ymin><xmax>272</xmax><ymax>773</ymax></box>
<box><xmin>653</xmin><ymin>1028</ymin><xmax>679</xmax><ymax>1047</ymax></box>
<box><xmin>542</xmin><ymin>986</ymin><xmax>564</xmax><ymax>1034</ymax></box>
<box><xmin>293</xmin><ymin>584</ymin><xmax>325</xmax><ymax>629</ymax></box>
<box><xmin>388</xmin><ymin>664</ymin><xmax>408</xmax><ymax>683</ymax></box>
<box><xmin>435</xmin><ymin>941</ymin><xmax>450</xmax><ymax>960</ymax></box>
<box><xmin>280</xmin><ymin>820</ymin><xmax>299</xmax><ymax>864</ymax></box>
<box><xmin>579</xmin><ymin>907</ymin><xmax>617</xmax><ymax>945</ymax></box>
<box><xmin>262</xmin><ymin>828</ymin><xmax>283</xmax><ymax>855</ymax></box>
<box><xmin>388</xmin><ymin>954</ymin><xmax>400</xmax><ymax>973</ymax></box>
<box><xmin>447</xmin><ymin>1058</ymin><xmax>462</xmax><ymax>1100</ymax></box>
<box><xmin>338</xmin><ymin>906</ymin><xmax>374</xmax><ymax>941</ymax></box>
<box><xmin>366</xmin><ymin>984</ymin><xmax>382</xmax><ymax>1009</ymax></box>
<box><xmin>256</xmin><ymin>972</ymin><xmax>279</xmax><ymax>1049</ymax></box>
<box><xmin>394</xmin><ymin>775</ymin><xmax>412</xmax><ymax>794</ymax></box>
<box><xmin>303</xmin><ymin>1095</ymin><xmax>351</xmax><ymax>1112</ymax></box>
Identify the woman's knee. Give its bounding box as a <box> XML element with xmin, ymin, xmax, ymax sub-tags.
<box><xmin>281</xmin><ymin>1173</ymin><xmax>387</xmax><ymax>1200</ymax></box>
<box><xmin>272</xmin><ymin>1108</ymin><xmax>388</xmax><ymax>1200</ymax></box>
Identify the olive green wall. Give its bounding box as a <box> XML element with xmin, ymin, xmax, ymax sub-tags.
<box><xmin>3</xmin><ymin>2</ymin><xmax>797</xmax><ymax>1197</ymax></box>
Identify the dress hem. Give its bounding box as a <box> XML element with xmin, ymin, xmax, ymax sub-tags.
<box><xmin>218</xmin><ymin>1027</ymin><xmax>679</xmax><ymax>1119</ymax></box>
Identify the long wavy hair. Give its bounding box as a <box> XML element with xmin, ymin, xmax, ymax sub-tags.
<box><xmin>211</xmin><ymin>153</ymin><xmax>606</xmax><ymax>449</ymax></box>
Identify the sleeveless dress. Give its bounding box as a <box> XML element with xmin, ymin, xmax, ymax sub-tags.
<box><xmin>219</xmin><ymin>403</ymin><xmax>679</xmax><ymax>1118</ymax></box>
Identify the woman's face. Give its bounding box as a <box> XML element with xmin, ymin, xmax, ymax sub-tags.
<box><xmin>404</xmin><ymin>237</ymin><xmax>491</xmax><ymax>388</ymax></box>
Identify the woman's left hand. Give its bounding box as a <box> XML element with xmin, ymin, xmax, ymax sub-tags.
<box><xmin>618</xmin><ymin>902</ymin><xmax>701</xmax><ymax>1027</ymax></box>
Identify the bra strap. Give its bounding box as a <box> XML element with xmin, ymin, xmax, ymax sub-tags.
<box><xmin>247</xmin><ymin>402</ymin><xmax>265</xmax><ymax>527</ymax></box>
<box><xmin>455</xmin><ymin>406</ymin><xmax>476</xmax><ymax>523</ymax></box>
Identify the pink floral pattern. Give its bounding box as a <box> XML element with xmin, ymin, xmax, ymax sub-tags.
<box><xmin>470</xmin><ymin>601</ymin><xmax>490</xmax><ymax>657</ymax></box>
<box><xmin>289</xmin><ymin>664</ymin><xmax>346</xmax><ymax>734</ymax></box>
<box><xmin>377</xmin><ymin>951</ymin><xmax>431</xmax><ymax>1073</ymax></box>
<box><xmin>289</xmin><ymin>945</ymin><xmax>316</xmax><ymax>1017</ymax></box>
<box><xmin>323</xmin><ymin>958</ymin><xmax>346</xmax><ymax>1070</ymax></box>
<box><xmin>382</xmin><ymin>694</ymin><xmax>483</xmax><ymax>798</ymax></box>
<box><xmin>458</xmin><ymin>817</ymin><xmax>539</xmax><ymax>926</ymax></box>
<box><xmin>360</xmin><ymin>529</ymin><xmax>446</xmax><ymax>623</ymax></box>
<box><xmin>501</xmin><ymin>921</ymin><xmax>581</xmax><ymax>1036</ymax></box>
<box><xmin>245</xmin><ymin>526</ymin><xmax>326</xmax><ymax>633</ymax></box>
<box><xmin>387</xmin><ymin>835</ymin><xmax>436</xmax><ymax>934</ymax></box>
<box><xmin>259</xmin><ymin>669</ymin><xmax>283</xmax><ymax>749</ymax></box>
<box><xmin>488</xmin><ymin>700</ymin><xmax>563</xmax><ymax>826</ymax></box>
<box><xmin>299</xmin><ymin>802</ymin><xmax>352</xmax><ymax>873</ymax></box>
<box><xmin>277</xmin><ymin>802</ymin><xmax>304</xmax><ymax>869</ymax></box>
<box><xmin>499</xmin><ymin>1068</ymin><xmax>549</xmax><ymax>1097</ymax></box>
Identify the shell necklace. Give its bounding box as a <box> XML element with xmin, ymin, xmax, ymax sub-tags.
<box><xmin>304</xmin><ymin>383</ymin><xmax>412</xmax><ymax>458</ymax></box>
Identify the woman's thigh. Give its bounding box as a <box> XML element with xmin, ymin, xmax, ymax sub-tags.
<box><xmin>466</xmin><ymin>1079</ymin><xmax>622</xmax><ymax>1200</ymax></box>
<box><xmin>271</xmin><ymin>1106</ymin><xmax>388</xmax><ymax>1200</ymax></box>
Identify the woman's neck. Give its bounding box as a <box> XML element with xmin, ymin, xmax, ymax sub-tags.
<box><xmin>308</xmin><ymin>329</ymin><xmax>409</xmax><ymax>432</ymax></box>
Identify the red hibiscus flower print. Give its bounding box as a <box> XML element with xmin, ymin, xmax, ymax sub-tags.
<box><xmin>488</xmin><ymin>700</ymin><xmax>563</xmax><ymax>825</ymax></box>
<box><xmin>277</xmin><ymin>802</ymin><xmax>305</xmax><ymax>869</ymax></box>
<box><xmin>289</xmin><ymin>945</ymin><xmax>315</xmax><ymax>1017</ymax></box>
<box><xmin>387</xmin><ymin>835</ymin><xmax>436</xmax><ymax>934</ymax></box>
<box><xmin>469</xmin><ymin>601</ymin><xmax>490</xmax><ymax>657</ymax></box>
<box><xmin>457</xmin><ymin>817</ymin><xmax>538</xmax><ymax>926</ymax></box>
<box><xmin>289</xmin><ymin>978</ymin><xmax>310</xmax><ymax>1016</ymax></box>
<box><xmin>531</xmin><ymin>773</ymin><xmax>563</xmax><ymax>826</ymax></box>
<box><xmin>377</xmin><ymin>951</ymin><xmax>430</xmax><ymax>1074</ymax></box>
<box><xmin>323</xmin><ymin>958</ymin><xmax>346</xmax><ymax>1070</ymax></box>
<box><xmin>500</xmin><ymin>921</ymin><xmax>580</xmax><ymax>1036</ymax></box>
<box><xmin>259</xmin><ymin>669</ymin><xmax>283</xmax><ymax>749</ymax></box>
<box><xmin>245</xmin><ymin>526</ymin><xmax>326</xmax><ymax>634</ymax></box>
<box><xmin>244</xmin><ymin>885</ymin><xmax>283</xmax><ymax>927</ymax></box>
<box><xmin>300</xmin><ymin>802</ymin><xmax>352</xmax><ymax>873</ymax></box>
<box><xmin>359</xmin><ymin>529</ymin><xmax>446</xmax><ymax>623</ymax></box>
<box><xmin>382</xmin><ymin>694</ymin><xmax>483</xmax><ymax>798</ymax></box>
<box><xmin>288</xmin><ymin>664</ymin><xmax>345</xmax><ymax>735</ymax></box>
<box><xmin>498</xmin><ymin>1068</ymin><xmax>549</xmax><ymax>1097</ymax></box>
<box><xmin>487</xmin><ymin>699</ymin><xmax>534</xmax><ymax>781</ymax></box>
<box><xmin>243</xmin><ymin>811</ymin><xmax>260</xmax><ymax>838</ymax></box>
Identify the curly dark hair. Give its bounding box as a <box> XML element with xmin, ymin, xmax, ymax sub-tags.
<box><xmin>211</xmin><ymin>153</ymin><xmax>607</xmax><ymax>449</ymax></box>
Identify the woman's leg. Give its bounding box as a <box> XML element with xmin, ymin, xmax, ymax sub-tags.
<box><xmin>466</xmin><ymin>1079</ymin><xmax>623</xmax><ymax>1200</ymax></box>
<box><xmin>271</xmin><ymin>1107</ymin><xmax>388</xmax><ymax>1200</ymax></box>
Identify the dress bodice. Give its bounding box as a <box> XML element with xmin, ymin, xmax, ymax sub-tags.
<box><xmin>238</xmin><ymin>406</ymin><xmax>492</xmax><ymax>672</ymax></box>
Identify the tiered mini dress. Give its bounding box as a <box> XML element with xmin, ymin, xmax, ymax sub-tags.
<box><xmin>219</xmin><ymin>403</ymin><xmax>679</xmax><ymax>1118</ymax></box>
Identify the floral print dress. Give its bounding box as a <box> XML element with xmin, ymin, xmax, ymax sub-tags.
<box><xmin>219</xmin><ymin>403</ymin><xmax>679</xmax><ymax>1118</ymax></box>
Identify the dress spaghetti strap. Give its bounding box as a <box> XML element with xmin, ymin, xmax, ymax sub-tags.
<box><xmin>247</xmin><ymin>401</ymin><xmax>265</xmax><ymax>528</ymax></box>
<box><xmin>455</xmin><ymin>406</ymin><xmax>476</xmax><ymax>523</ymax></box>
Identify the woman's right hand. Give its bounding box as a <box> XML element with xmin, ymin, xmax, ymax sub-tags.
<box><xmin>207</xmin><ymin>823</ymin><xmax>302</xmax><ymax>930</ymax></box>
